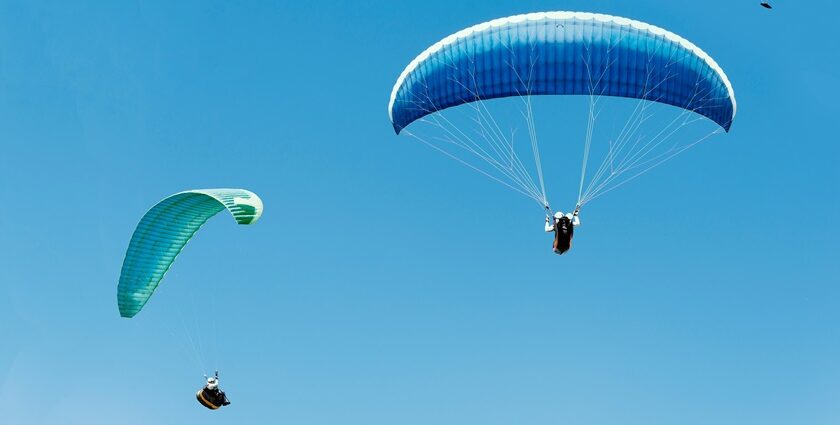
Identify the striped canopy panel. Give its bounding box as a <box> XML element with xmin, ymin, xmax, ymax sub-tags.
<box><xmin>388</xmin><ymin>12</ymin><xmax>736</xmax><ymax>133</ymax></box>
<box><xmin>117</xmin><ymin>189</ymin><xmax>263</xmax><ymax>318</ymax></box>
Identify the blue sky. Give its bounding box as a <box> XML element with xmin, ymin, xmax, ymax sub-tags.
<box><xmin>0</xmin><ymin>1</ymin><xmax>838</xmax><ymax>424</ymax></box>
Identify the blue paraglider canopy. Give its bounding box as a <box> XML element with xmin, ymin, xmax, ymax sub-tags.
<box><xmin>387</xmin><ymin>12</ymin><xmax>737</xmax><ymax>209</ymax></box>
<box><xmin>389</xmin><ymin>12</ymin><xmax>736</xmax><ymax>134</ymax></box>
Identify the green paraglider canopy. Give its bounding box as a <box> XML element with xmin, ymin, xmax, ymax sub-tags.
<box><xmin>117</xmin><ymin>189</ymin><xmax>263</xmax><ymax>318</ymax></box>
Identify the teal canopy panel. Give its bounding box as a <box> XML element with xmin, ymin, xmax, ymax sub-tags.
<box><xmin>117</xmin><ymin>189</ymin><xmax>263</xmax><ymax>318</ymax></box>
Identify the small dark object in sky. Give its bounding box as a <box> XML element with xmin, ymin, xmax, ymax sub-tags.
<box><xmin>760</xmin><ymin>2</ymin><xmax>772</xmax><ymax>8</ymax></box>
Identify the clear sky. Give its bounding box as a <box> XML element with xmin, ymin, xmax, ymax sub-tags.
<box><xmin>0</xmin><ymin>1</ymin><xmax>838</xmax><ymax>424</ymax></box>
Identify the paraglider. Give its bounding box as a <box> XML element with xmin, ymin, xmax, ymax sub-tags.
<box><xmin>197</xmin><ymin>371</ymin><xmax>231</xmax><ymax>410</ymax></box>
<box><xmin>117</xmin><ymin>188</ymin><xmax>263</xmax><ymax>318</ymax></box>
<box><xmin>388</xmin><ymin>12</ymin><xmax>736</xmax><ymax>251</ymax></box>
<box><xmin>760</xmin><ymin>2</ymin><xmax>772</xmax><ymax>9</ymax></box>
<box><xmin>545</xmin><ymin>208</ymin><xmax>581</xmax><ymax>255</ymax></box>
<box><xmin>117</xmin><ymin>189</ymin><xmax>262</xmax><ymax>407</ymax></box>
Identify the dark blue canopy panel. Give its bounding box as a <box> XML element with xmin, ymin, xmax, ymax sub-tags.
<box><xmin>389</xmin><ymin>12</ymin><xmax>736</xmax><ymax>133</ymax></box>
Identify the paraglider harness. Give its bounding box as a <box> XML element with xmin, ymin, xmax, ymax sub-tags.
<box><xmin>197</xmin><ymin>371</ymin><xmax>230</xmax><ymax>410</ymax></box>
<box><xmin>548</xmin><ymin>205</ymin><xmax>580</xmax><ymax>255</ymax></box>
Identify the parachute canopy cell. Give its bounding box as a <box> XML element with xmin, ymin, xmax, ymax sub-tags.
<box><xmin>388</xmin><ymin>11</ymin><xmax>736</xmax><ymax>133</ymax></box>
<box><xmin>117</xmin><ymin>189</ymin><xmax>263</xmax><ymax>318</ymax></box>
